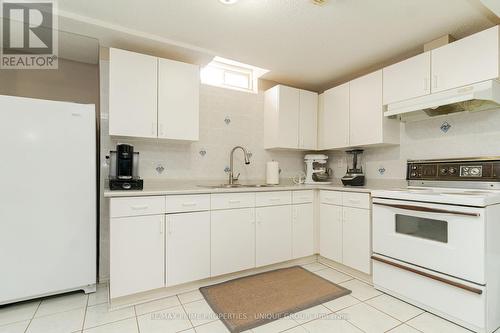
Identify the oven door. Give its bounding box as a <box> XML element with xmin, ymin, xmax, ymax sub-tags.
<box><xmin>372</xmin><ymin>198</ymin><xmax>485</xmax><ymax>284</ymax></box>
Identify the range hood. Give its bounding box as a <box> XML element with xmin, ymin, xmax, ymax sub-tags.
<box><xmin>385</xmin><ymin>80</ymin><xmax>500</xmax><ymax>121</ymax></box>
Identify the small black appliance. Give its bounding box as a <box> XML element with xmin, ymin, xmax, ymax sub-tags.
<box><xmin>341</xmin><ymin>149</ymin><xmax>365</xmax><ymax>186</ymax></box>
<box><xmin>108</xmin><ymin>144</ymin><xmax>144</xmax><ymax>190</ymax></box>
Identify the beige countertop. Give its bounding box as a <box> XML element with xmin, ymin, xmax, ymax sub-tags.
<box><xmin>104</xmin><ymin>179</ymin><xmax>407</xmax><ymax>197</ymax></box>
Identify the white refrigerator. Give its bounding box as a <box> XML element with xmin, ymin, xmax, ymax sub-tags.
<box><xmin>0</xmin><ymin>95</ymin><xmax>97</xmax><ymax>305</ymax></box>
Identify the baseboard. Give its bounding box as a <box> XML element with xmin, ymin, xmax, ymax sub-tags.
<box><xmin>110</xmin><ymin>255</ymin><xmax>317</xmax><ymax>310</ymax></box>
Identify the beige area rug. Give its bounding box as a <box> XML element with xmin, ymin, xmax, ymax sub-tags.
<box><xmin>199</xmin><ymin>266</ymin><xmax>351</xmax><ymax>332</ymax></box>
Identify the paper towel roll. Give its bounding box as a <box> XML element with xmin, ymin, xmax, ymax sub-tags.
<box><xmin>266</xmin><ymin>161</ymin><xmax>280</xmax><ymax>185</ymax></box>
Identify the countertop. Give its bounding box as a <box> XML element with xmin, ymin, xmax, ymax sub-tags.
<box><xmin>104</xmin><ymin>179</ymin><xmax>407</xmax><ymax>197</ymax></box>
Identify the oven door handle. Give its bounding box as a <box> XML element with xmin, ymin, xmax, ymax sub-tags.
<box><xmin>373</xmin><ymin>202</ymin><xmax>480</xmax><ymax>217</ymax></box>
<box><xmin>372</xmin><ymin>255</ymin><xmax>483</xmax><ymax>295</ymax></box>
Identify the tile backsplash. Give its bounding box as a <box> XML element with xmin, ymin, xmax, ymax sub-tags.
<box><xmin>329</xmin><ymin>108</ymin><xmax>500</xmax><ymax>180</ymax></box>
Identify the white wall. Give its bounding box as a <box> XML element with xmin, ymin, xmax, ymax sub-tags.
<box><xmin>99</xmin><ymin>60</ymin><xmax>305</xmax><ymax>280</ymax></box>
<box><xmin>329</xmin><ymin>109</ymin><xmax>500</xmax><ymax>180</ymax></box>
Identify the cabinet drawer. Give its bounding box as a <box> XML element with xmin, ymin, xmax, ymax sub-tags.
<box><xmin>320</xmin><ymin>190</ymin><xmax>342</xmax><ymax>205</ymax></box>
<box><xmin>165</xmin><ymin>194</ymin><xmax>210</xmax><ymax>213</ymax></box>
<box><xmin>211</xmin><ymin>192</ymin><xmax>255</xmax><ymax>210</ymax></box>
<box><xmin>110</xmin><ymin>196</ymin><xmax>165</xmax><ymax>218</ymax></box>
<box><xmin>256</xmin><ymin>191</ymin><xmax>292</xmax><ymax>207</ymax></box>
<box><xmin>292</xmin><ymin>190</ymin><xmax>314</xmax><ymax>204</ymax></box>
<box><xmin>342</xmin><ymin>192</ymin><xmax>370</xmax><ymax>209</ymax></box>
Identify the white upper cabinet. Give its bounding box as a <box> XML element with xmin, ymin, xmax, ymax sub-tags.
<box><xmin>109</xmin><ymin>48</ymin><xmax>158</xmax><ymax>138</ymax></box>
<box><xmin>383</xmin><ymin>52</ymin><xmax>431</xmax><ymax>105</ymax></box>
<box><xmin>264</xmin><ymin>85</ymin><xmax>318</xmax><ymax>150</ymax></box>
<box><xmin>108</xmin><ymin>48</ymin><xmax>200</xmax><ymax>140</ymax></box>
<box><xmin>350</xmin><ymin>70</ymin><xmax>399</xmax><ymax>147</ymax></box>
<box><xmin>158</xmin><ymin>58</ymin><xmax>200</xmax><ymax>141</ymax></box>
<box><xmin>318</xmin><ymin>83</ymin><xmax>349</xmax><ymax>150</ymax></box>
<box><xmin>299</xmin><ymin>90</ymin><xmax>318</xmax><ymax>150</ymax></box>
<box><xmin>431</xmin><ymin>26</ymin><xmax>499</xmax><ymax>93</ymax></box>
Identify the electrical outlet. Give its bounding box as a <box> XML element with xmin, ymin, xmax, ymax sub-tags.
<box><xmin>337</xmin><ymin>159</ymin><xmax>343</xmax><ymax>168</ymax></box>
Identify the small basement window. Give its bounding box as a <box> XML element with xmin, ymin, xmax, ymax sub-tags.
<box><xmin>201</xmin><ymin>56</ymin><xmax>268</xmax><ymax>93</ymax></box>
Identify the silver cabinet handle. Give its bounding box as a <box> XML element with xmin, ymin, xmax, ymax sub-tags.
<box><xmin>131</xmin><ymin>205</ymin><xmax>148</xmax><ymax>210</ymax></box>
<box><xmin>373</xmin><ymin>202</ymin><xmax>480</xmax><ymax>217</ymax></box>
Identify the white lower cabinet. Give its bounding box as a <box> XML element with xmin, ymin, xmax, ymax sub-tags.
<box><xmin>166</xmin><ymin>211</ymin><xmax>210</xmax><ymax>286</ymax></box>
<box><xmin>319</xmin><ymin>203</ymin><xmax>343</xmax><ymax>263</ymax></box>
<box><xmin>256</xmin><ymin>205</ymin><xmax>292</xmax><ymax>266</ymax></box>
<box><xmin>292</xmin><ymin>203</ymin><xmax>314</xmax><ymax>259</ymax></box>
<box><xmin>110</xmin><ymin>215</ymin><xmax>165</xmax><ymax>299</ymax></box>
<box><xmin>211</xmin><ymin>208</ymin><xmax>256</xmax><ymax>276</ymax></box>
<box><xmin>342</xmin><ymin>207</ymin><xmax>371</xmax><ymax>274</ymax></box>
<box><xmin>319</xmin><ymin>191</ymin><xmax>372</xmax><ymax>274</ymax></box>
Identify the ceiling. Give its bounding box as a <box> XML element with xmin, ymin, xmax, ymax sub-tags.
<box><xmin>57</xmin><ymin>0</ymin><xmax>499</xmax><ymax>92</ymax></box>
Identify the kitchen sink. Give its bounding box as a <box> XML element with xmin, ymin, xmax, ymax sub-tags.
<box><xmin>198</xmin><ymin>184</ymin><xmax>276</xmax><ymax>189</ymax></box>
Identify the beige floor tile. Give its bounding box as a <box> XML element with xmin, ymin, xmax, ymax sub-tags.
<box><xmin>26</xmin><ymin>307</ymin><xmax>85</xmax><ymax>333</ymax></box>
<box><xmin>35</xmin><ymin>292</ymin><xmax>88</xmax><ymax>317</ymax></box>
<box><xmin>301</xmin><ymin>313</ymin><xmax>363</xmax><ymax>333</ymax></box>
<box><xmin>84</xmin><ymin>303</ymin><xmax>135</xmax><ymax>329</ymax></box>
<box><xmin>88</xmin><ymin>284</ymin><xmax>109</xmax><ymax>307</ymax></box>
<box><xmin>137</xmin><ymin>305</ymin><xmax>192</xmax><ymax>333</ymax></box>
<box><xmin>178</xmin><ymin>290</ymin><xmax>204</xmax><ymax>304</ymax></box>
<box><xmin>301</xmin><ymin>262</ymin><xmax>327</xmax><ymax>273</ymax></box>
<box><xmin>322</xmin><ymin>295</ymin><xmax>360</xmax><ymax>312</ymax></box>
<box><xmin>135</xmin><ymin>296</ymin><xmax>181</xmax><ymax>316</ymax></box>
<box><xmin>388</xmin><ymin>324</ymin><xmax>422</xmax><ymax>333</ymax></box>
<box><xmin>182</xmin><ymin>299</ymin><xmax>218</xmax><ymax>327</ymax></box>
<box><xmin>194</xmin><ymin>320</ymin><xmax>230</xmax><ymax>333</ymax></box>
<box><xmin>339</xmin><ymin>303</ymin><xmax>401</xmax><ymax>333</ymax></box>
<box><xmin>282</xmin><ymin>326</ymin><xmax>308</xmax><ymax>333</ymax></box>
<box><xmin>0</xmin><ymin>300</ymin><xmax>40</xmax><ymax>326</ymax></box>
<box><xmin>251</xmin><ymin>315</ymin><xmax>298</xmax><ymax>333</ymax></box>
<box><xmin>339</xmin><ymin>280</ymin><xmax>382</xmax><ymax>301</ymax></box>
<box><xmin>314</xmin><ymin>268</ymin><xmax>353</xmax><ymax>284</ymax></box>
<box><xmin>290</xmin><ymin>305</ymin><xmax>331</xmax><ymax>324</ymax></box>
<box><xmin>0</xmin><ymin>320</ymin><xmax>30</xmax><ymax>333</ymax></box>
<box><xmin>365</xmin><ymin>294</ymin><xmax>424</xmax><ymax>322</ymax></box>
<box><xmin>407</xmin><ymin>313</ymin><xmax>473</xmax><ymax>333</ymax></box>
<box><xmin>83</xmin><ymin>318</ymin><xmax>138</xmax><ymax>333</ymax></box>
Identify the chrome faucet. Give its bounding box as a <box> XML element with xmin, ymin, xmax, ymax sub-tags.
<box><xmin>228</xmin><ymin>146</ymin><xmax>251</xmax><ymax>184</ymax></box>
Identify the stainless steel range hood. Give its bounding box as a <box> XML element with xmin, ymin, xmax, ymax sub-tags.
<box><xmin>384</xmin><ymin>80</ymin><xmax>500</xmax><ymax>121</ymax></box>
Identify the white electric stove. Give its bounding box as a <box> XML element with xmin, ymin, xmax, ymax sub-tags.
<box><xmin>371</xmin><ymin>157</ymin><xmax>500</xmax><ymax>333</ymax></box>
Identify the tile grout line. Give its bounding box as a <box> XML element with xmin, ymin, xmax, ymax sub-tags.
<box><xmin>80</xmin><ymin>295</ymin><xmax>90</xmax><ymax>332</ymax></box>
<box><xmin>177</xmin><ymin>295</ymin><xmax>195</xmax><ymax>331</ymax></box>
<box><xmin>23</xmin><ymin>300</ymin><xmax>41</xmax><ymax>333</ymax></box>
<box><xmin>133</xmin><ymin>304</ymin><xmax>140</xmax><ymax>333</ymax></box>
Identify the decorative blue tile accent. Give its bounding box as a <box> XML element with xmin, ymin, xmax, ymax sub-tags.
<box><xmin>199</xmin><ymin>149</ymin><xmax>207</xmax><ymax>157</ymax></box>
<box><xmin>224</xmin><ymin>116</ymin><xmax>231</xmax><ymax>125</ymax></box>
<box><xmin>224</xmin><ymin>166</ymin><xmax>230</xmax><ymax>173</ymax></box>
<box><xmin>378</xmin><ymin>167</ymin><xmax>386</xmax><ymax>176</ymax></box>
<box><xmin>440</xmin><ymin>121</ymin><xmax>451</xmax><ymax>133</ymax></box>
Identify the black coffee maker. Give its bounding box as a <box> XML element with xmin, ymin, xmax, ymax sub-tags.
<box><xmin>109</xmin><ymin>144</ymin><xmax>144</xmax><ymax>190</ymax></box>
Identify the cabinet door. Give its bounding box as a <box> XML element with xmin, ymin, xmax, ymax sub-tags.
<box><xmin>109</xmin><ymin>48</ymin><xmax>158</xmax><ymax>138</ymax></box>
<box><xmin>256</xmin><ymin>205</ymin><xmax>292</xmax><ymax>266</ymax></box>
<box><xmin>342</xmin><ymin>207</ymin><xmax>371</xmax><ymax>274</ymax></box>
<box><xmin>292</xmin><ymin>203</ymin><xmax>314</xmax><ymax>259</ymax></box>
<box><xmin>278</xmin><ymin>85</ymin><xmax>300</xmax><ymax>148</ymax></box>
<box><xmin>166</xmin><ymin>212</ymin><xmax>210</xmax><ymax>286</ymax></box>
<box><xmin>431</xmin><ymin>26</ymin><xmax>499</xmax><ymax>93</ymax></box>
<box><xmin>110</xmin><ymin>215</ymin><xmax>164</xmax><ymax>298</ymax></box>
<box><xmin>299</xmin><ymin>90</ymin><xmax>318</xmax><ymax>150</ymax></box>
<box><xmin>383</xmin><ymin>52</ymin><xmax>431</xmax><ymax>104</ymax></box>
<box><xmin>319</xmin><ymin>204</ymin><xmax>342</xmax><ymax>262</ymax></box>
<box><xmin>349</xmin><ymin>70</ymin><xmax>383</xmax><ymax>146</ymax></box>
<box><xmin>318</xmin><ymin>83</ymin><xmax>349</xmax><ymax>149</ymax></box>
<box><xmin>158</xmin><ymin>59</ymin><xmax>200</xmax><ymax>141</ymax></box>
<box><xmin>211</xmin><ymin>208</ymin><xmax>255</xmax><ymax>276</ymax></box>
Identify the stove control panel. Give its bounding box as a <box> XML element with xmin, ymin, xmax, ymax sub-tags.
<box><xmin>407</xmin><ymin>158</ymin><xmax>500</xmax><ymax>181</ymax></box>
